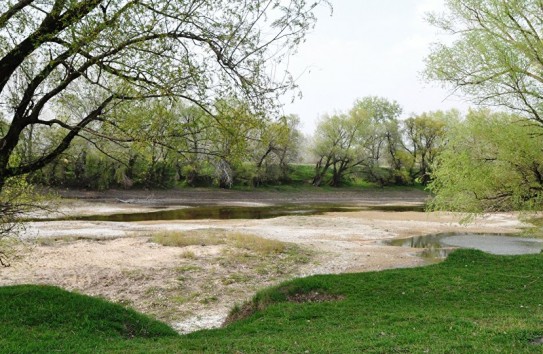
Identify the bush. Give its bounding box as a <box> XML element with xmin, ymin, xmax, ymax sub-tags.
<box><xmin>0</xmin><ymin>177</ymin><xmax>51</xmax><ymax>266</ymax></box>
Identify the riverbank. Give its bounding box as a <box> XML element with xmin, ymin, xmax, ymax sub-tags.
<box><xmin>0</xmin><ymin>189</ymin><xmax>530</xmax><ymax>333</ymax></box>
<box><xmin>53</xmin><ymin>186</ymin><xmax>430</xmax><ymax>206</ymax></box>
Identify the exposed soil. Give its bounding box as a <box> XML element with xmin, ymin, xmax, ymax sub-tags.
<box><xmin>53</xmin><ymin>187</ymin><xmax>431</xmax><ymax>207</ymax></box>
<box><xmin>0</xmin><ymin>189</ymin><xmax>530</xmax><ymax>334</ymax></box>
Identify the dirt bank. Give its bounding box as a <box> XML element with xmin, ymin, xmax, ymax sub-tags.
<box><xmin>54</xmin><ymin>187</ymin><xmax>430</xmax><ymax>206</ymax></box>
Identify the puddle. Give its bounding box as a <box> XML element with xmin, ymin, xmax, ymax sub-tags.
<box><xmin>41</xmin><ymin>204</ymin><xmax>425</xmax><ymax>222</ymax></box>
<box><xmin>386</xmin><ymin>233</ymin><xmax>543</xmax><ymax>259</ymax></box>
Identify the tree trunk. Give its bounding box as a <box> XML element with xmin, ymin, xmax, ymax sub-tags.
<box><xmin>329</xmin><ymin>162</ymin><xmax>346</xmax><ymax>187</ymax></box>
<box><xmin>312</xmin><ymin>156</ymin><xmax>331</xmax><ymax>187</ymax></box>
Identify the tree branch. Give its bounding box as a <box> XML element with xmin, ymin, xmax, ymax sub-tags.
<box><xmin>5</xmin><ymin>95</ymin><xmax>114</xmax><ymax>177</ymax></box>
<box><xmin>0</xmin><ymin>0</ymin><xmax>35</xmax><ymax>29</ymax></box>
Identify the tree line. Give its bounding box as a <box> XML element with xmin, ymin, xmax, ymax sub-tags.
<box><xmin>310</xmin><ymin>97</ymin><xmax>453</xmax><ymax>187</ymax></box>
<box><xmin>5</xmin><ymin>95</ymin><xmax>455</xmax><ymax>190</ymax></box>
<box><xmin>3</xmin><ymin>99</ymin><xmax>300</xmax><ymax>190</ymax></box>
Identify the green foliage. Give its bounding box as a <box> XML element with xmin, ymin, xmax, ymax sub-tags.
<box><xmin>0</xmin><ymin>0</ymin><xmax>327</xmax><ymax>192</ymax></box>
<box><xmin>24</xmin><ymin>97</ymin><xmax>454</xmax><ymax>192</ymax></box>
<box><xmin>403</xmin><ymin>109</ymin><xmax>458</xmax><ymax>184</ymax></box>
<box><xmin>425</xmin><ymin>0</ymin><xmax>543</xmax><ymax>126</ymax></box>
<box><xmin>22</xmin><ymin>93</ymin><xmax>450</xmax><ymax>191</ymax></box>
<box><xmin>0</xmin><ymin>176</ymin><xmax>51</xmax><ymax>265</ymax></box>
<box><xmin>31</xmin><ymin>99</ymin><xmax>304</xmax><ymax>189</ymax></box>
<box><xmin>288</xmin><ymin>164</ymin><xmax>316</xmax><ymax>184</ymax></box>
<box><xmin>3</xmin><ymin>250</ymin><xmax>543</xmax><ymax>352</ymax></box>
<box><xmin>310</xmin><ymin>100</ymin><xmax>456</xmax><ymax>189</ymax></box>
<box><xmin>424</xmin><ymin>1</ymin><xmax>543</xmax><ymax>212</ymax></box>
<box><xmin>428</xmin><ymin>109</ymin><xmax>543</xmax><ymax>212</ymax></box>
<box><xmin>251</xmin><ymin>114</ymin><xmax>302</xmax><ymax>186</ymax></box>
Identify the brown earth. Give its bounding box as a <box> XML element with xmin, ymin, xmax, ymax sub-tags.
<box><xmin>53</xmin><ymin>187</ymin><xmax>431</xmax><ymax>206</ymax></box>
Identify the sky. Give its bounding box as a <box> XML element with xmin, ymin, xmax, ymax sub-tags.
<box><xmin>280</xmin><ymin>0</ymin><xmax>470</xmax><ymax>134</ymax></box>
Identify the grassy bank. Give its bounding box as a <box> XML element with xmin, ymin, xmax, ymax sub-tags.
<box><xmin>2</xmin><ymin>250</ymin><xmax>543</xmax><ymax>352</ymax></box>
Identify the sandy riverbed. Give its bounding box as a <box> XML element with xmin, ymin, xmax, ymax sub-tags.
<box><xmin>0</xmin><ymin>189</ymin><xmax>530</xmax><ymax>333</ymax></box>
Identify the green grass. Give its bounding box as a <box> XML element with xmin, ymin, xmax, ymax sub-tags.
<box><xmin>231</xmin><ymin>164</ymin><xmax>379</xmax><ymax>191</ymax></box>
<box><xmin>0</xmin><ymin>285</ymin><xmax>177</xmax><ymax>353</ymax></box>
<box><xmin>3</xmin><ymin>250</ymin><xmax>543</xmax><ymax>352</ymax></box>
<box><xmin>288</xmin><ymin>163</ymin><xmax>317</xmax><ymax>184</ymax></box>
<box><xmin>229</xmin><ymin>164</ymin><xmax>427</xmax><ymax>191</ymax></box>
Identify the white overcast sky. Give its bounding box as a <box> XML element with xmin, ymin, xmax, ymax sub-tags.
<box><xmin>280</xmin><ymin>0</ymin><xmax>470</xmax><ymax>134</ymax></box>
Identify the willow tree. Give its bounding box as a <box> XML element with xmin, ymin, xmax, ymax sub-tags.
<box><xmin>0</xmin><ymin>0</ymin><xmax>327</xmax><ymax>189</ymax></box>
<box><xmin>403</xmin><ymin>110</ymin><xmax>456</xmax><ymax>184</ymax></box>
<box><xmin>425</xmin><ymin>0</ymin><xmax>543</xmax><ymax>211</ymax></box>
<box><xmin>425</xmin><ymin>0</ymin><xmax>543</xmax><ymax>123</ymax></box>
<box><xmin>428</xmin><ymin>109</ymin><xmax>543</xmax><ymax>212</ymax></box>
<box><xmin>311</xmin><ymin>97</ymin><xmax>402</xmax><ymax>187</ymax></box>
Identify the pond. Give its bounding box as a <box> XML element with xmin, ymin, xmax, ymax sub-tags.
<box><xmin>52</xmin><ymin>204</ymin><xmax>425</xmax><ymax>222</ymax></box>
<box><xmin>386</xmin><ymin>233</ymin><xmax>543</xmax><ymax>259</ymax></box>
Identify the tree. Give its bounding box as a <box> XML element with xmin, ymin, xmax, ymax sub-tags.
<box><xmin>252</xmin><ymin>114</ymin><xmax>302</xmax><ymax>185</ymax></box>
<box><xmin>428</xmin><ymin>109</ymin><xmax>543</xmax><ymax>212</ymax></box>
<box><xmin>352</xmin><ymin>97</ymin><xmax>402</xmax><ymax>185</ymax></box>
<box><xmin>311</xmin><ymin>97</ymin><xmax>402</xmax><ymax>187</ymax></box>
<box><xmin>311</xmin><ymin>112</ymin><xmax>365</xmax><ymax>187</ymax></box>
<box><xmin>425</xmin><ymin>0</ymin><xmax>543</xmax><ymax>124</ymax></box>
<box><xmin>208</xmin><ymin>99</ymin><xmax>262</xmax><ymax>188</ymax></box>
<box><xmin>403</xmin><ymin>110</ymin><xmax>456</xmax><ymax>184</ymax></box>
<box><xmin>0</xmin><ymin>177</ymin><xmax>49</xmax><ymax>266</ymax></box>
<box><xmin>0</xmin><ymin>0</ymin><xmax>327</xmax><ymax>189</ymax></box>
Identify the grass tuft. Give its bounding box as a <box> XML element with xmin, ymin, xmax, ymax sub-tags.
<box><xmin>151</xmin><ymin>230</ymin><xmax>224</xmax><ymax>247</ymax></box>
<box><xmin>227</xmin><ymin>232</ymin><xmax>286</xmax><ymax>255</ymax></box>
<box><xmin>152</xmin><ymin>229</ymin><xmax>290</xmax><ymax>256</ymax></box>
<box><xmin>180</xmin><ymin>250</ymin><xmax>197</xmax><ymax>259</ymax></box>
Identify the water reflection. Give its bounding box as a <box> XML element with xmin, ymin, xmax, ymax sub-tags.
<box><xmin>52</xmin><ymin>204</ymin><xmax>424</xmax><ymax>222</ymax></box>
<box><xmin>74</xmin><ymin>205</ymin><xmax>354</xmax><ymax>222</ymax></box>
<box><xmin>386</xmin><ymin>233</ymin><xmax>543</xmax><ymax>259</ymax></box>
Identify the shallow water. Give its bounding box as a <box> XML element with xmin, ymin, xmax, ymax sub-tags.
<box><xmin>53</xmin><ymin>204</ymin><xmax>425</xmax><ymax>222</ymax></box>
<box><xmin>387</xmin><ymin>233</ymin><xmax>543</xmax><ymax>258</ymax></box>
<box><xmin>75</xmin><ymin>205</ymin><xmax>356</xmax><ymax>221</ymax></box>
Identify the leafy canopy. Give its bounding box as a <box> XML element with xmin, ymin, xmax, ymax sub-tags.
<box><xmin>425</xmin><ymin>0</ymin><xmax>543</xmax><ymax>124</ymax></box>
<box><xmin>0</xmin><ymin>0</ymin><xmax>327</xmax><ymax>184</ymax></box>
<box><xmin>428</xmin><ymin>109</ymin><xmax>543</xmax><ymax>212</ymax></box>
